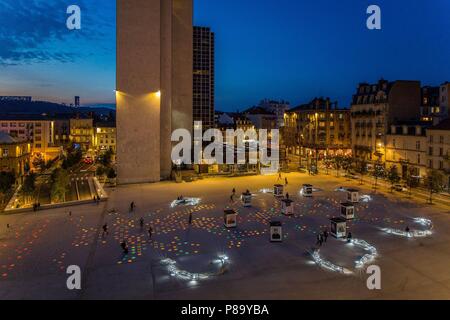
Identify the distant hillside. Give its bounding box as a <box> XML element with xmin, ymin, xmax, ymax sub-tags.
<box><xmin>0</xmin><ymin>101</ymin><xmax>115</xmax><ymax>116</ymax></box>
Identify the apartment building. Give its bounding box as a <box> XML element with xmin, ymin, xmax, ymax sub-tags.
<box><xmin>385</xmin><ymin>124</ymin><xmax>428</xmax><ymax>179</ymax></box>
<box><xmin>0</xmin><ymin>115</ymin><xmax>60</xmax><ymax>161</ymax></box>
<box><xmin>284</xmin><ymin>98</ymin><xmax>351</xmax><ymax>159</ymax></box>
<box><xmin>426</xmin><ymin>119</ymin><xmax>450</xmax><ymax>188</ymax></box>
<box><xmin>70</xmin><ymin>118</ymin><xmax>94</xmax><ymax>153</ymax></box>
<box><xmin>351</xmin><ymin>79</ymin><xmax>421</xmax><ymax>162</ymax></box>
<box><xmin>0</xmin><ymin>132</ymin><xmax>31</xmax><ymax>178</ymax></box>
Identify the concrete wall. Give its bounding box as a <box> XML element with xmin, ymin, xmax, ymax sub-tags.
<box><xmin>117</xmin><ymin>0</ymin><xmax>162</xmax><ymax>184</ymax></box>
<box><xmin>117</xmin><ymin>0</ymin><xmax>193</xmax><ymax>184</ymax></box>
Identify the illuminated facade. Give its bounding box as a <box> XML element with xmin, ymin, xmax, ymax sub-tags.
<box><xmin>117</xmin><ymin>0</ymin><xmax>193</xmax><ymax>184</ymax></box>
<box><xmin>70</xmin><ymin>118</ymin><xmax>94</xmax><ymax>152</ymax></box>
<box><xmin>284</xmin><ymin>98</ymin><xmax>351</xmax><ymax>160</ymax></box>
<box><xmin>0</xmin><ymin>132</ymin><xmax>31</xmax><ymax>177</ymax></box>
<box><xmin>351</xmin><ymin>80</ymin><xmax>421</xmax><ymax>162</ymax></box>
<box><xmin>95</xmin><ymin>123</ymin><xmax>116</xmax><ymax>153</ymax></box>
<box><xmin>0</xmin><ymin>116</ymin><xmax>60</xmax><ymax>162</ymax></box>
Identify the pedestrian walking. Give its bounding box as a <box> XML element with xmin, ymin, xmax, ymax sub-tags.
<box><xmin>286</xmin><ymin>192</ymin><xmax>290</xmax><ymax>199</ymax></box>
<box><xmin>130</xmin><ymin>202</ymin><xmax>135</xmax><ymax>212</ymax></box>
<box><xmin>278</xmin><ymin>172</ymin><xmax>282</xmax><ymax>181</ymax></box>
<box><xmin>285</xmin><ymin>177</ymin><xmax>288</xmax><ymax>185</ymax></box>
<box><xmin>405</xmin><ymin>226</ymin><xmax>410</xmax><ymax>233</ymax></box>
<box><xmin>232</xmin><ymin>188</ymin><xmax>236</xmax><ymax>196</ymax></box>
<box><xmin>230</xmin><ymin>194</ymin><xmax>234</xmax><ymax>203</ymax></box>
<box><xmin>316</xmin><ymin>233</ymin><xmax>322</xmax><ymax>246</ymax></box>
<box><xmin>102</xmin><ymin>223</ymin><xmax>109</xmax><ymax>236</ymax></box>
<box><xmin>323</xmin><ymin>230</ymin><xmax>329</xmax><ymax>243</ymax></box>
<box><xmin>188</xmin><ymin>212</ymin><xmax>193</xmax><ymax>225</ymax></box>
<box><xmin>347</xmin><ymin>232</ymin><xmax>353</xmax><ymax>243</ymax></box>
<box><xmin>121</xmin><ymin>241</ymin><xmax>128</xmax><ymax>254</ymax></box>
<box><xmin>148</xmin><ymin>226</ymin><xmax>153</xmax><ymax>239</ymax></box>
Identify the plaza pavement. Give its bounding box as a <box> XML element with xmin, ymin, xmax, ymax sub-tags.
<box><xmin>0</xmin><ymin>173</ymin><xmax>449</xmax><ymax>300</ymax></box>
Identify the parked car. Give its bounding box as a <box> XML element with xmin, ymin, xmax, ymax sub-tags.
<box><xmin>393</xmin><ymin>184</ymin><xmax>408</xmax><ymax>192</ymax></box>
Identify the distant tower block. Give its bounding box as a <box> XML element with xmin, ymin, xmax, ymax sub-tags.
<box><xmin>116</xmin><ymin>0</ymin><xmax>193</xmax><ymax>184</ymax></box>
<box><xmin>75</xmin><ymin>96</ymin><xmax>80</xmax><ymax>108</ymax></box>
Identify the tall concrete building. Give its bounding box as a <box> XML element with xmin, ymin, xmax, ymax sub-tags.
<box><xmin>116</xmin><ymin>0</ymin><xmax>193</xmax><ymax>184</ymax></box>
<box><xmin>193</xmin><ymin>26</ymin><xmax>215</xmax><ymax>130</ymax></box>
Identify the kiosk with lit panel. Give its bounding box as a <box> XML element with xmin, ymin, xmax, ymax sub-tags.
<box><xmin>330</xmin><ymin>217</ymin><xmax>347</xmax><ymax>238</ymax></box>
<box><xmin>341</xmin><ymin>202</ymin><xmax>355</xmax><ymax>220</ymax></box>
<box><xmin>347</xmin><ymin>188</ymin><xmax>359</xmax><ymax>203</ymax></box>
<box><xmin>241</xmin><ymin>191</ymin><xmax>252</xmax><ymax>207</ymax></box>
<box><xmin>302</xmin><ymin>184</ymin><xmax>313</xmax><ymax>197</ymax></box>
<box><xmin>224</xmin><ymin>209</ymin><xmax>237</xmax><ymax>228</ymax></box>
<box><xmin>281</xmin><ymin>198</ymin><xmax>294</xmax><ymax>216</ymax></box>
<box><xmin>274</xmin><ymin>184</ymin><xmax>284</xmax><ymax>197</ymax></box>
<box><xmin>270</xmin><ymin>221</ymin><xmax>283</xmax><ymax>242</ymax></box>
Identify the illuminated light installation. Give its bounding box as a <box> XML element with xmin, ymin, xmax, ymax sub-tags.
<box><xmin>259</xmin><ymin>188</ymin><xmax>273</xmax><ymax>194</ymax></box>
<box><xmin>311</xmin><ymin>250</ymin><xmax>353</xmax><ymax>275</ymax></box>
<box><xmin>170</xmin><ymin>198</ymin><xmax>201</xmax><ymax>208</ymax></box>
<box><xmin>359</xmin><ymin>195</ymin><xmax>373</xmax><ymax>202</ymax></box>
<box><xmin>381</xmin><ymin>218</ymin><xmax>433</xmax><ymax>238</ymax></box>
<box><xmin>161</xmin><ymin>254</ymin><xmax>230</xmax><ymax>282</ymax></box>
<box><xmin>311</xmin><ymin>238</ymin><xmax>378</xmax><ymax>275</ymax></box>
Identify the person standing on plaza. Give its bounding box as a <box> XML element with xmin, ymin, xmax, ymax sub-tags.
<box><xmin>102</xmin><ymin>223</ymin><xmax>109</xmax><ymax>236</ymax></box>
<box><xmin>285</xmin><ymin>177</ymin><xmax>288</xmax><ymax>186</ymax></box>
<box><xmin>148</xmin><ymin>226</ymin><xmax>153</xmax><ymax>239</ymax></box>
<box><xmin>323</xmin><ymin>229</ymin><xmax>329</xmax><ymax>243</ymax></box>
<box><xmin>188</xmin><ymin>212</ymin><xmax>193</xmax><ymax>225</ymax></box>
<box><xmin>139</xmin><ymin>217</ymin><xmax>144</xmax><ymax>229</ymax></box>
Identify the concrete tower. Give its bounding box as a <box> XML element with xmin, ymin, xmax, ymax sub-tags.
<box><xmin>116</xmin><ymin>0</ymin><xmax>193</xmax><ymax>184</ymax></box>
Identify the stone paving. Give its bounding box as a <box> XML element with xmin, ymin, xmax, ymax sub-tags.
<box><xmin>0</xmin><ymin>173</ymin><xmax>449</xmax><ymax>300</ymax></box>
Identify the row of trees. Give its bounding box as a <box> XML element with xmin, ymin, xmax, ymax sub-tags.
<box><xmin>320</xmin><ymin>155</ymin><xmax>446</xmax><ymax>204</ymax></box>
<box><xmin>96</xmin><ymin>148</ymin><xmax>117</xmax><ymax>182</ymax></box>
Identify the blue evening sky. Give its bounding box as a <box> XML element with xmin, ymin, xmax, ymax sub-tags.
<box><xmin>0</xmin><ymin>0</ymin><xmax>449</xmax><ymax>110</ymax></box>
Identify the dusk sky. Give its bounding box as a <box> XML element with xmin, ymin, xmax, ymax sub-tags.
<box><xmin>0</xmin><ymin>0</ymin><xmax>449</xmax><ymax>110</ymax></box>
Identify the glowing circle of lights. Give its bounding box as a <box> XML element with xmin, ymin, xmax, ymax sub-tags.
<box><xmin>381</xmin><ymin>218</ymin><xmax>433</xmax><ymax>238</ymax></box>
<box><xmin>311</xmin><ymin>239</ymin><xmax>378</xmax><ymax>275</ymax></box>
<box><xmin>161</xmin><ymin>254</ymin><xmax>230</xmax><ymax>282</ymax></box>
<box><xmin>170</xmin><ymin>197</ymin><xmax>201</xmax><ymax>208</ymax></box>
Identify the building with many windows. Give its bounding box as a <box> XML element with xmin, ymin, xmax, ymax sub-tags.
<box><xmin>193</xmin><ymin>26</ymin><xmax>215</xmax><ymax>130</ymax></box>
<box><xmin>351</xmin><ymin>79</ymin><xmax>421</xmax><ymax>162</ymax></box>
<box><xmin>426</xmin><ymin>119</ymin><xmax>450</xmax><ymax>188</ymax></box>
<box><xmin>95</xmin><ymin>122</ymin><xmax>116</xmax><ymax>154</ymax></box>
<box><xmin>284</xmin><ymin>98</ymin><xmax>351</xmax><ymax>163</ymax></box>
<box><xmin>0</xmin><ymin>115</ymin><xmax>60</xmax><ymax>162</ymax></box>
<box><xmin>385</xmin><ymin>124</ymin><xmax>429</xmax><ymax>179</ymax></box>
<box><xmin>70</xmin><ymin>118</ymin><xmax>94</xmax><ymax>153</ymax></box>
<box><xmin>0</xmin><ymin>132</ymin><xmax>31</xmax><ymax>178</ymax></box>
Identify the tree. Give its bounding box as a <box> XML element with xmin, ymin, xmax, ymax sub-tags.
<box><xmin>356</xmin><ymin>159</ymin><xmax>368</xmax><ymax>185</ymax></box>
<box><xmin>32</xmin><ymin>156</ymin><xmax>46</xmax><ymax>173</ymax></box>
<box><xmin>51</xmin><ymin>169</ymin><xmax>70</xmax><ymax>203</ymax></box>
<box><xmin>107</xmin><ymin>168</ymin><xmax>117</xmax><ymax>180</ymax></box>
<box><xmin>323</xmin><ymin>157</ymin><xmax>333</xmax><ymax>175</ymax></box>
<box><xmin>387</xmin><ymin>165</ymin><xmax>401</xmax><ymax>192</ymax></box>
<box><xmin>100</xmin><ymin>148</ymin><xmax>114</xmax><ymax>167</ymax></box>
<box><xmin>372</xmin><ymin>161</ymin><xmax>385</xmax><ymax>189</ymax></box>
<box><xmin>341</xmin><ymin>156</ymin><xmax>354</xmax><ymax>175</ymax></box>
<box><xmin>405</xmin><ymin>167</ymin><xmax>420</xmax><ymax>197</ymax></box>
<box><xmin>62</xmin><ymin>146</ymin><xmax>82</xmax><ymax>170</ymax></box>
<box><xmin>333</xmin><ymin>155</ymin><xmax>343</xmax><ymax>177</ymax></box>
<box><xmin>0</xmin><ymin>172</ymin><xmax>15</xmax><ymax>194</ymax></box>
<box><xmin>425</xmin><ymin>169</ymin><xmax>445</xmax><ymax>204</ymax></box>
<box><xmin>22</xmin><ymin>172</ymin><xmax>36</xmax><ymax>203</ymax></box>
<box><xmin>96</xmin><ymin>166</ymin><xmax>107</xmax><ymax>177</ymax></box>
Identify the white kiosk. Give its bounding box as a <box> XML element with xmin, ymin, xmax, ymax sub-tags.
<box><xmin>340</xmin><ymin>202</ymin><xmax>355</xmax><ymax>220</ymax></box>
<box><xmin>270</xmin><ymin>221</ymin><xmax>283</xmax><ymax>242</ymax></box>
<box><xmin>241</xmin><ymin>191</ymin><xmax>252</xmax><ymax>207</ymax></box>
<box><xmin>302</xmin><ymin>184</ymin><xmax>313</xmax><ymax>197</ymax></box>
<box><xmin>330</xmin><ymin>217</ymin><xmax>347</xmax><ymax>238</ymax></box>
<box><xmin>274</xmin><ymin>184</ymin><xmax>284</xmax><ymax>197</ymax></box>
<box><xmin>347</xmin><ymin>188</ymin><xmax>359</xmax><ymax>203</ymax></box>
<box><xmin>281</xmin><ymin>198</ymin><xmax>294</xmax><ymax>216</ymax></box>
<box><xmin>224</xmin><ymin>209</ymin><xmax>237</xmax><ymax>228</ymax></box>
